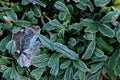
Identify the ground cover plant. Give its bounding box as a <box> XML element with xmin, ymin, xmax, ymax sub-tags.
<box><xmin>0</xmin><ymin>0</ymin><xmax>120</xmax><ymax>80</ymax></box>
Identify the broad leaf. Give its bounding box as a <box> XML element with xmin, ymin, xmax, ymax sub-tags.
<box><xmin>15</xmin><ymin>20</ymin><xmax>31</xmax><ymax>27</ymax></box>
<box><xmin>60</xmin><ymin>60</ymin><xmax>71</xmax><ymax>69</ymax></box>
<box><xmin>73</xmin><ymin>59</ymin><xmax>89</xmax><ymax>72</ymax></box>
<box><xmin>99</xmin><ymin>11</ymin><xmax>119</xmax><ymax>23</ymax></box>
<box><xmin>0</xmin><ymin>35</ymin><xmax>11</xmax><ymax>52</ymax></box>
<box><xmin>6</xmin><ymin>40</ymin><xmax>16</xmax><ymax>54</ymax></box>
<box><xmin>98</xmin><ymin>24</ymin><xmax>115</xmax><ymax>38</ymax></box>
<box><xmin>31</xmin><ymin>68</ymin><xmax>45</xmax><ymax>80</ymax></box>
<box><xmin>94</xmin><ymin>0</ymin><xmax>110</xmax><ymax>7</ymax></box>
<box><xmin>32</xmin><ymin>54</ymin><xmax>49</xmax><ymax>68</ymax></box>
<box><xmin>5</xmin><ymin>9</ymin><xmax>18</xmax><ymax>22</ymax></box>
<box><xmin>63</xmin><ymin>67</ymin><xmax>73</xmax><ymax>80</ymax></box>
<box><xmin>54</xmin><ymin>42</ymin><xmax>78</xmax><ymax>60</ymax></box>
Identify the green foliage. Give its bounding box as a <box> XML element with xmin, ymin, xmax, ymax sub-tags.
<box><xmin>0</xmin><ymin>0</ymin><xmax>120</xmax><ymax>80</ymax></box>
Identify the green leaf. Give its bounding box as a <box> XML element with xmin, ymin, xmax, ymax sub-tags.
<box><xmin>108</xmin><ymin>50</ymin><xmax>119</xmax><ymax>69</ymax></box>
<box><xmin>99</xmin><ymin>11</ymin><xmax>119</xmax><ymax>23</ymax></box>
<box><xmin>0</xmin><ymin>57</ymin><xmax>10</xmax><ymax>65</ymax></box>
<box><xmin>15</xmin><ymin>20</ymin><xmax>31</xmax><ymax>27</ymax></box>
<box><xmin>81</xmin><ymin>19</ymin><xmax>98</xmax><ymax>33</ymax></box>
<box><xmin>50</xmin><ymin>60</ymin><xmax>59</xmax><ymax>76</ymax></box>
<box><xmin>76</xmin><ymin>2</ymin><xmax>86</xmax><ymax>10</ymax></box>
<box><xmin>73</xmin><ymin>59</ymin><xmax>89</xmax><ymax>72</ymax></box>
<box><xmin>116</xmin><ymin>25</ymin><xmax>120</xmax><ymax>42</ymax></box>
<box><xmin>54</xmin><ymin>42</ymin><xmax>78</xmax><ymax>60</ymax></box>
<box><xmin>63</xmin><ymin>67</ymin><xmax>73</xmax><ymax>80</ymax></box>
<box><xmin>97</xmin><ymin>37</ymin><xmax>114</xmax><ymax>53</ymax></box>
<box><xmin>10</xmin><ymin>67</ymin><xmax>20</xmax><ymax>80</ymax></box>
<box><xmin>0</xmin><ymin>35</ymin><xmax>11</xmax><ymax>52</ymax></box>
<box><xmin>90</xmin><ymin>62</ymin><xmax>104</xmax><ymax>73</ymax></box>
<box><xmin>94</xmin><ymin>0</ymin><xmax>110</xmax><ymax>7</ymax></box>
<box><xmin>32</xmin><ymin>54</ymin><xmax>49</xmax><ymax>68</ymax></box>
<box><xmin>38</xmin><ymin>34</ymin><xmax>54</xmax><ymax>50</ymax></box>
<box><xmin>21</xmin><ymin>0</ymin><xmax>30</xmax><ymax>5</ymax></box>
<box><xmin>5</xmin><ymin>9</ymin><xmax>18</xmax><ymax>22</ymax></box>
<box><xmin>82</xmin><ymin>40</ymin><xmax>96</xmax><ymax>60</ymax></box>
<box><xmin>6</xmin><ymin>40</ymin><xmax>16</xmax><ymax>54</ymax></box>
<box><xmin>31</xmin><ymin>68</ymin><xmax>45</xmax><ymax>80</ymax></box>
<box><xmin>68</xmin><ymin>37</ymin><xmax>77</xmax><ymax>47</ymax></box>
<box><xmin>94</xmin><ymin>47</ymin><xmax>104</xmax><ymax>57</ymax></box>
<box><xmin>43</xmin><ymin>19</ymin><xmax>62</xmax><ymax>31</ymax></box>
<box><xmin>54</xmin><ymin>1</ymin><xmax>70</xmax><ymax>13</ymax></box>
<box><xmin>84</xmin><ymin>33</ymin><xmax>95</xmax><ymax>40</ymax></box>
<box><xmin>80</xmin><ymin>0</ymin><xmax>94</xmax><ymax>11</ymax></box>
<box><xmin>88</xmin><ymin>71</ymin><xmax>100</xmax><ymax>80</ymax></box>
<box><xmin>98</xmin><ymin>24</ymin><xmax>115</xmax><ymax>38</ymax></box>
<box><xmin>31</xmin><ymin>6</ymin><xmax>41</xmax><ymax>17</ymax></box>
<box><xmin>3</xmin><ymin>67</ymin><xmax>12</xmax><ymax>79</ymax></box>
<box><xmin>60</xmin><ymin>60</ymin><xmax>71</xmax><ymax>69</ymax></box>
<box><xmin>48</xmin><ymin>53</ymin><xmax>59</xmax><ymax>67</ymax></box>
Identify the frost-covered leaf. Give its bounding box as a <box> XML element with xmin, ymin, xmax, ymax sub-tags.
<box><xmin>6</xmin><ymin>40</ymin><xmax>16</xmax><ymax>54</ymax></box>
<box><xmin>43</xmin><ymin>19</ymin><xmax>62</xmax><ymax>31</ymax></box>
<box><xmin>98</xmin><ymin>24</ymin><xmax>115</xmax><ymax>38</ymax></box>
<box><xmin>99</xmin><ymin>11</ymin><xmax>119</xmax><ymax>23</ymax></box>
<box><xmin>5</xmin><ymin>9</ymin><xmax>18</xmax><ymax>22</ymax></box>
<box><xmin>82</xmin><ymin>40</ymin><xmax>96</xmax><ymax>60</ymax></box>
<box><xmin>31</xmin><ymin>68</ymin><xmax>45</xmax><ymax>80</ymax></box>
<box><xmin>73</xmin><ymin>59</ymin><xmax>89</xmax><ymax>72</ymax></box>
<box><xmin>63</xmin><ymin>67</ymin><xmax>73</xmax><ymax>80</ymax></box>
<box><xmin>94</xmin><ymin>0</ymin><xmax>110</xmax><ymax>7</ymax></box>
<box><xmin>60</xmin><ymin>60</ymin><xmax>71</xmax><ymax>69</ymax></box>
<box><xmin>32</xmin><ymin>54</ymin><xmax>49</xmax><ymax>68</ymax></box>
<box><xmin>15</xmin><ymin>20</ymin><xmax>31</xmax><ymax>27</ymax></box>
<box><xmin>90</xmin><ymin>62</ymin><xmax>104</xmax><ymax>73</ymax></box>
<box><xmin>94</xmin><ymin>47</ymin><xmax>104</xmax><ymax>57</ymax></box>
<box><xmin>10</xmin><ymin>67</ymin><xmax>20</xmax><ymax>80</ymax></box>
<box><xmin>0</xmin><ymin>35</ymin><xmax>11</xmax><ymax>52</ymax></box>
<box><xmin>54</xmin><ymin>43</ymin><xmax>78</xmax><ymax>60</ymax></box>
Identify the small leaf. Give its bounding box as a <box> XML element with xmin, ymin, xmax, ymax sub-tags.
<box><xmin>82</xmin><ymin>40</ymin><xmax>96</xmax><ymax>60</ymax></box>
<box><xmin>31</xmin><ymin>6</ymin><xmax>41</xmax><ymax>17</ymax></box>
<box><xmin>94</xmin><ymin>0</ymin><xmax>110</xmax><ymax>7</ymax></box>
<box><xmin>97</xmin><ymin>37</ymin><xmax>114</xmax><ymax>53</ymax></box>
<box><xmin>63</xmin><ymin>67</ymin><xmax>73</xmax><ymax>80</ymax></box>
<box><xmin>5</xmin><ymin>9</ymin><xmax>18</xmax><ymax>22</ymax></box>
<box><xmin>54</xmin><ymin>42</ymin><xmax>78</xmax><ymax>60</ymax></box>
<box><xmin>15</xmin><ymin>20</ymin><xmax>31</xmax><ymax>27</ymax></box>
<box><xmin>3</xmin><ymin>67</ymin><xmax>12</xmax><ymax>79</ymax></box>
<box><xmin>6</xmin><ymin>40</ymin><xmax>16</xmax><ymax>54</ymax></box>
<box><xmin>73</xmin><ymin>59</ymin><xmax>89</xmax><ymax>72</ymax></box>
<box><xmin>80</xmin><ymin>0</ymin><xmax>94</xmax><ymax>11</ymax></box>
<box><xmin>38</xmin><ymin>34</ymin><xmax>54</xmax><ymax>50</ymax></box>
<box><xmin>48</xmin><ymin>53</ymin><xmax>59</xmax><ymax>67</ymax></box>
<box><xmin>10</xmin><ymin>67</ymin><xmax>20</xmax><ymax>80</ymax></box>
<box><xmin>0</xmin><ymin>35</ymin><xmax>11</xmax><ymax>52</ymax></box>
<box><xmin>90</xmin><ymin>62</ymin><xmax>104</xmax><ymax>73</ymax></box>
<box><xmin>60</xmin><ymin>60</ymin><xmax>71</xmax><ymax>69</ymax></box>
<box><xmin>54</xmin><ymin>2</ymin><xmax>70</xmax><ymax>13</ymax></box>
<box><xmin>31</xmin><ymin>68</ymin><xmax>45</xmax><ymax>80</ymax></box>
<box><xmin>50</xmin><ymin>60</ymin><xmax>59</xmax><ymax>76</ymax></box>
<box><xmin>99</xmin><ymin>11</ymin><xmax>119</xmax><ymax>23</ymax></box>
<box><xmin>68</xmin><ymin>37</ymin><xmax>77</xmax><ymax>47</ymax></box>
<box><xmin>32</xmin><ymin>54</ymin><xmax>49</xmax><ymax>68</ymax></box>
<box><xmin>98</xmin><ymin>24</ymin><xmax>115</xmax><ymax>37</ymax></box>
<box><xmin>88</xmin><ymin>71</ymin><xmax>100</xmax><ymax>80</ymax></box>
<box><xmin>94</xmin><ymin>47</ymin><xmax>104</xmax><ymax>57</ymax></box>
<box><xmin>43</xmin><ymin>19</ymin><xmax>62</xmax><ymax>31</ymax></box>
<box><xmin>21</xmin><ymin>0</ymin><xmax>30</xmax><ymax>5</ymax></box>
